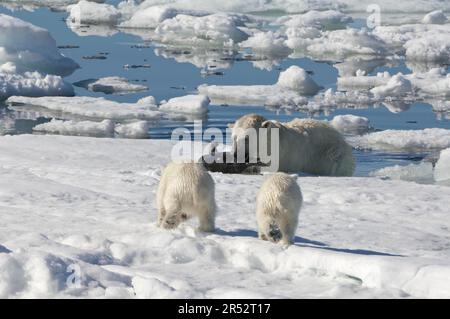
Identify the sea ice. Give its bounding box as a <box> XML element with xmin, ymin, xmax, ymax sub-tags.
<box><xmin>371</xmin><ymin>162</ymin><xmax>435</xmax><ymax>184</ymax></box>
<box><xmin>434</xmin><ymin>148</ymin><xmax>450</xmax><ymax>185</ymax></box>
<box><xmin>33</xmin><ymin>119</ymin><xmax>115</xmax><ymax>138</ymax></box>
<box><xmin>67</xmin><ymin>0</ymin><xmax>121</xmax><ymax>25</ymax></box>
<box><xmin>159</xmin><ymin>94</ymin><xmax>210</xmax><ymax>115</ymax></box>
<box><xmin>0</xmin><ymin>14</ymin><xmax>79</xmax><ymax>76</ymax></box>
<box><xmin>329</xmin><ymin>114</ymin><xmax>371</xmax><ymax>135</ymax></box>
<box><xmin>73</xmin><ymin>77</ymin><xmax>148</xmax><ymax>94</ymax></box>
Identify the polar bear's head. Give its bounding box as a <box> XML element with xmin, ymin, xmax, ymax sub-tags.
<box><xmin>228</xmin><ymin>114</ymin><xmax>281</xmax><ymax>169</ymax></box>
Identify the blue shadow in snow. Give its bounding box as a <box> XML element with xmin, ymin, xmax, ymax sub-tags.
<box><xmin>215</xmin><ymin>228</ymin><xmax>402</xmax><ymax>257</ymax></box>
<box><xmin>0</xmin><ymin>245</ymin><xmax>11</xmax><ymax>254</ymax></box>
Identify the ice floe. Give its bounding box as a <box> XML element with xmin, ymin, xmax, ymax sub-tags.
<box><xmin>422</xmin><ymin>10</ymin><xmax>447</xmax><ymax>25</ymax></box>
<box><xmin>115</xmin><ymin>121</ymin><xmax>150</xmax><ymax>139</ymax></box>
<box><xmin>434</xmin><ymin>148</ymin><xmax>450</xmax><ymax>185</ymax></box>
<box><xmin>370</xmin><ymin>162</ymin><xmax>435</xmax><ymax>184</ymax></box>
<box><xmin>329</xmin><ymin>114</ymin><xmax>371</xmax><ymax>135</ymax></box>
<box><xmin>33</xmin><ymin>119</ymin><xmax>115</xmax><ymax>138</ymax></box>
<box><xmin>67</xmin><ymin>0</ymin><xmax>121</xmax><ymax>26</ymax></box>
<box><xmin>159</xmin><ymin>94</ymin><xmax>210</xmax><ymax>115</ymax></box>
<box><xmin>198</xmin><ymin>65</ymin><xmax>318</xmax><ymax>107</ymax></box>
<box><xmin>1</xmin><ymin>135</ymin><xmax>450</xmax><ymax>298</ymax></box>
<box><xmin>0</xmin><ymin>64</ymin><xmax>74</xmax><ymax>100</ymax></box>
<box><xmin>73</xmin><ymin>77</ymin><xmax>148</xmax><ymax>94</ymax></box>
<box><xmin>276</xmin><ymin>10</ymin><xmax>352</xmax><ymax>30</ymax></box>
<box><xmin>6</xmin><ymin>96</ymin><xmax>162</xmax><ymax>121</ymax></box>
<box><xmin>348</xmin><ymin>128</ymin><xmax>450</xmax><ymax>152</ymax></box>
<box><xmin>0</xmin><ymin>14</ymin><xmax>79</xmax><ymax>76</ymax></box>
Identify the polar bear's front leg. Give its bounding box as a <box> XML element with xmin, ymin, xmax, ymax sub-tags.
<box><xmin>157</xmin><ymin>206</ymin><xmax>166</xmax><ymax>227</ymax></box>
<box><xmin>197</xmin><ymin>208</ymin><xmax>215</xmax><ymax>232</ymax></box>
<box><xmin>279</xmin><ymin>219</ymin><xmax>297</xmax><ymax>246</ymax></box>
<box><xmin>161</xmin><ymin>202</ymin><xmax>182</xmax><ymax>230</ymax></box>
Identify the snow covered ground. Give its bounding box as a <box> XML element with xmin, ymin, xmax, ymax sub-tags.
<box><xmin>1</xmin><ymin>134</ymin><xmax>450</xmax><ymax>298</ymax></box>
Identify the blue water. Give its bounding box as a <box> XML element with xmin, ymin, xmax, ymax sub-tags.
<box><xmin>0</xmin><ymin>5</ymin><xmax>449</xmax><ymax>175</ymax></box>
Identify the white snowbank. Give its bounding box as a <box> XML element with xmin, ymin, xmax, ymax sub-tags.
<box><xmin>422</xmin><ymin>10</ymin><xmax>447</xmax><ymax>24</ymax></box>
<box><xmin>6</xmin><ymin>96</ymin><xmax>162</xmax><ymax>121</ymax></box>
<box><xmin>371</xmin><ymin>162</ymin><xmax>435</xmax><ymax>184</ymax></box>
<box><xmin>33</xmin><ymin>119</ymin><xmax>115</xmax><ymax>137</ymax></box>
<box><xmin>0</xmin><ymin>14</ymin><xmax>79</xmax><ymax>76</ymax></box>
<box><xmin>1</xmin><ymin>67</ymin><xmax>74</xmax><ymax>100</ymax></box>
<box><xmin>154</xmin><ymin>13</ymin><xmax>249</xmax><ymax>47</ymax></box>
<box><xmin>329</xmin><ymin>114</ymin><xmax>371</xmax><ymax>135</ymax></box>
<box><xmin>349</xmin><ymin>128</ymin><xmax>450</xmax><ymax>151</ymax></box>
<box><xmin>67</xmin><ymin>1</ymin><xmax>121</xmax><ymax>25</ymax></box>
<box><xmin>1</xmin><ymin>135</ymin><xmax>450</xmax><ymax>298</ymax></box>
<box><xmin>198</xmin><ymin>66</ymin><xmax>318</xmax><ymax>107</ymax></box>
<box><xmin>434</xmin><ymin>148</ymin><xmax>450</xmax><ymax>185</ymax></box>
<box><xmin>74</xmin><ymin>77</ymin><xmax>148</xmax><ymax>94</ymax></box>
<box><xmin>159</xmin><ymin>95</ymin><xmax>210</xmax><ymax>114</ymax></box>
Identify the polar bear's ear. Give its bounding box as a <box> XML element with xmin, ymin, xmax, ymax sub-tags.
<box><xmin>227</xmin><ymin>123</ymin><xmax>234</xmax><ymax>129</ymax></box>
<box><xmin>261</xmin><ymin>120</ymin><xmax>272</xmax><ymax>128</ymax></box>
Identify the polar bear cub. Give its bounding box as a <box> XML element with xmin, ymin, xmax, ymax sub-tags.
<box><xmin>157</xmin><ymin>161</ymin><xmax>216</xmax><ymax>232</ymax></box>
<box><xmin>256</xmin><ymin>173</ymin><xmax>303</xmax><ymax>245</ymax></box>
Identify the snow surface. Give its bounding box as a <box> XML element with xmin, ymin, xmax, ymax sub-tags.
<box><xmin>74</xmin><ymin>77</ymin><xmax>148</xmax><ymax>95</ymax></box>
<box><xmin>0</xmin><ymin>14</ymin><xmax>78</xmax><ymax>76</ymax></box>
<box><xmin>6</xmin><ymin>96</ymin><xmax>162</xmax><ymax>121</ymax></box>
<box><xmin>1</xmin><ymin>135</ymin><xmax>450</xmax><ymax>298</ymax></box>
<box><xmin>348</xmin><ymin>129</ymin><xmax>450</xmax><ymax>152</ymax></box>
<box><xmin>198</xmin><ymin>66</ymin><xmax>318</xmax><ymax>107</ymax></box>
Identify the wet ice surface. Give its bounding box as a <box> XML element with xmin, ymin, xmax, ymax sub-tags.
<box><xmin>0</xmin><ymin>2</ymin><xmax>449</xmax><ymax>177</ymax></box>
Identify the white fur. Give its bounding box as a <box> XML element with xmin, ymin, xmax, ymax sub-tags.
<box><xmin>156</xmin><ymin>161</ymin><xmax>216</xmax><ymax>232</ymax></box>
<box><xmin>229</xmin><ymin>114</ymin><xmax>355</xmax><ymax>176</ymax></box>
<box><xmin>256</xmin><ymin>173</ymin><xmax>303</xmax><ymax>245</ymax></box>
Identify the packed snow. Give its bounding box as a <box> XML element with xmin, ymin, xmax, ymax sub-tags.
<box><xmin>114</xmin><ymin>121</ymin><xmax>150</xmax><ymax>139</ymax></box>
<box><xmin>1</xmin><ymin>135</ymin><xmax>450</xmax><ymax>298</ymax></box>
<box><xmin>73</xmin><ymin>77</ymin><xmax>148</xmax><ymax>95</ymax></box>
<box><xmin>198</xmin><ymin>66</ymin><xmax>318</xmax><ymax>107</ymax></box>
<box><xmin>0</xmin><ymin>14</ymin><xmax>78</xmax><ymax>76</ymax></box>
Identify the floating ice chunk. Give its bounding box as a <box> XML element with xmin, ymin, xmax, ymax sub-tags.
<box><xmin>240</xmin><ymin>31</ymin><xmax>292</xmax><ymax>58</ymax></box>
<box><xmin>154</xmin><ymin>13</ymin><xmax>249</xmax><ymax>47</ymax></box>
<box><xmin>277</xmin><ymin>65</ymin><xmax>321</xmax><ymax>95</ymax></box>
<box><xmin>287</xmin><ymin>28</ymin><xmax>387</xmax><ymax>60</ymax></box>
<box><xmin>404</xmin><ymin>36</ymin><xmax>450</xmax><ymax>63</ymax></box>
<box><xmin>348</xmin><ymin>128</ymin><xmax>450</xmax><ymax>151</ymax></box>
<box><xmin>370</xmin><ymin>74</ymin><xmax>413</xmax><ymax>98</ymax></box>
<box><xmin>422</xmin><ymin>10</ymin><xmax>447</xmax><ymax>24</ymax></box>
<box><xmin>1</xmin><ymin>68</ymin><xmax>74</xmax><ymax>100</ymax></box>
<box><xmin>338</xmin><ymin>71</ymin><xmax>391</xmax><ymax>90</ymax></box>
<box><xmin>119</xmin><ymin>5</ymin><xmax>207</xmax><ymax>29</ymax></box>
<box><xmin>6</xmin><ymin>96</ymin><xmax>162</xmax><ymax>121</ymax></box>
<box><xmin>159</xmin><ymin>95</ymin><xmax>210</xmax><ymax>114</ymax></box>
<box><xmin>277</xmin><ymin>10</ymin><xmax>352</xmax><ymax>30</ymax></box>
<box><xmin>330</xmin><ymin>114</ymin><xmax>371</xmax><ymax>135</ymax></box>
<box><xmin>0</xmin><ymin>14</ymin><xmax>79</xmax><ymax>76</ymax></box>
<box><xmin>115</xmin><ymin>121</ymin><xmax>150</xmax><ymax>139</ymax></box>
<box><xmin>33</xmin><ymin>119</ymin><xmax>115</xmax><ymax>137</ymax></box>
<box><xmin>73</xmin><ymin>77</ymin><xmax>148</xmax><ymax>94</ymax></box>
<box><xmin>434</xmin><ymin>148</ymin><xmax>450</xmax><ymax>185</ymax></box>
<box><xmin>198</xmin><ymin>66</ymin><xmax>318</xmax><ymax>107</ymax></box>
<box><xmin>67</xmin><ymin>0</ymin><xmax>121</xmax><ymax>25</ymax></box>
<box><xmin>371</xmin><ymin>162</ymin><xmax>435</xmax><ymax>184</ymax></box>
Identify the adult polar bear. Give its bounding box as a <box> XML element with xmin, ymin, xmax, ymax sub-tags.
<box><xmin>229</xmin><ymin>114</ymin><xmax>355</xmax><ymax>176</ymax></box>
